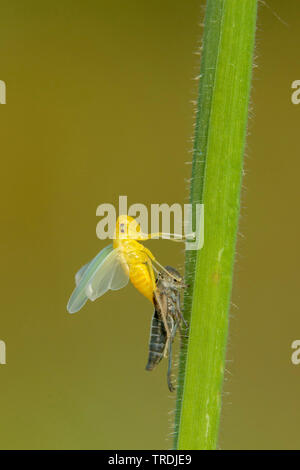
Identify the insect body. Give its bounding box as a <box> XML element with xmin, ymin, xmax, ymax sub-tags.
<box><xmin>113</xmin><ymin>217</ymin><xmax>157</xmax><ymax>302</ymax></box>
<box><xmin>67</xmin><ymin>215</ymin><xmax>180</xmax><ymax>313</ymax></box>
<box><xmin>145</xmin><ymin>310</ymin><xmax>171</xmax><ymax>371</ymax></box>
<box><xmin>146</xmin><ymin>266</ymin><xmax>187</xmax><ymax>392</ymax></box>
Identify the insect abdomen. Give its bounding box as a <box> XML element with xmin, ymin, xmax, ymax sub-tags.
<box><xmin>145</xmin><ymin>310</ymin><xmax>166</xmax><ymax>371</ymax></box>
<box><xmin>129</xmin><ymin>263</ymin><xmax>154</xmax><ymax>303</ymax></box>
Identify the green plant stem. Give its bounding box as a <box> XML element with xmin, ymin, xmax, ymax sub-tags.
<box><xmin>174</xmin><ymin>0</ymin><xmax>257</xmax><ymax>450</ymax></box>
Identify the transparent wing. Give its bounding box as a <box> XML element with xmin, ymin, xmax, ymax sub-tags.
<box><xmin>85</xmin><ymin>249</ymin><xmax>129</xmax><ymax>301</ymax></box>
<box><xmin>75</xmin><ymin>262</ymin><xmax>90</xmax><ymax>286</ymax></box>
<box><xmin>67</xmin><ymin>244</ymin><xmax>128</xmax><ymax>314</ymax></box>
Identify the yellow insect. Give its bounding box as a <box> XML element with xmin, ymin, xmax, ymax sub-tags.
<box><xmin>113</xmin><ymin>215</ymin><xmax>157</xmax><ymax>302</ymax></box>
<box><xmin>67</xmin><ymin>215</ymin><xmax>182</xmax><ymax>314</ymax></box>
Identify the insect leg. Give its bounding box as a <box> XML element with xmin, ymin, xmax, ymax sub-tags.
<box><xmin>167</xmin><ymin>320</ymin><xmax>178</xmax><ymax>392</ymax></box>
<box><xmin>153</xmin><ymin>288</ymin><xmax>171</xmax><ymax>358</ymax></box>
<box><xmin>175</xmin><ymin>294</ymin><xmax>189</xmax><ymax>329</ymax></box>
<box><xmin>143</xmin><ymin>254</ymin><xmax>171</xmax><ymax>355</ymax></box>
<box><xmin>152</xmin><ymin>258</ymin><xmax>182</xmax><ymax>283</ymax></box>
<box><xmin>140</xmin><ymin>231</ymin><xmax>195</xmax><ymax>242</ymax></box>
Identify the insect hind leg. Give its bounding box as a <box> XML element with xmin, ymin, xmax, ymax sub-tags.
<box><xmin>167</xmin><ymin>321</ymin><xmax>178</xmax><ymax>392</ymax></box>
<box><xmin>153</xmin><ymin>289</ymin><xmax>171</xmax><ymax>358</ymax></box>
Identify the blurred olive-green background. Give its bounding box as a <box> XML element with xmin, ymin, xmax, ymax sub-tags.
<box><xmin>0</xmin><ymin>0</ymin><xmax>299</xmax><ymax>449</ymax></box>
